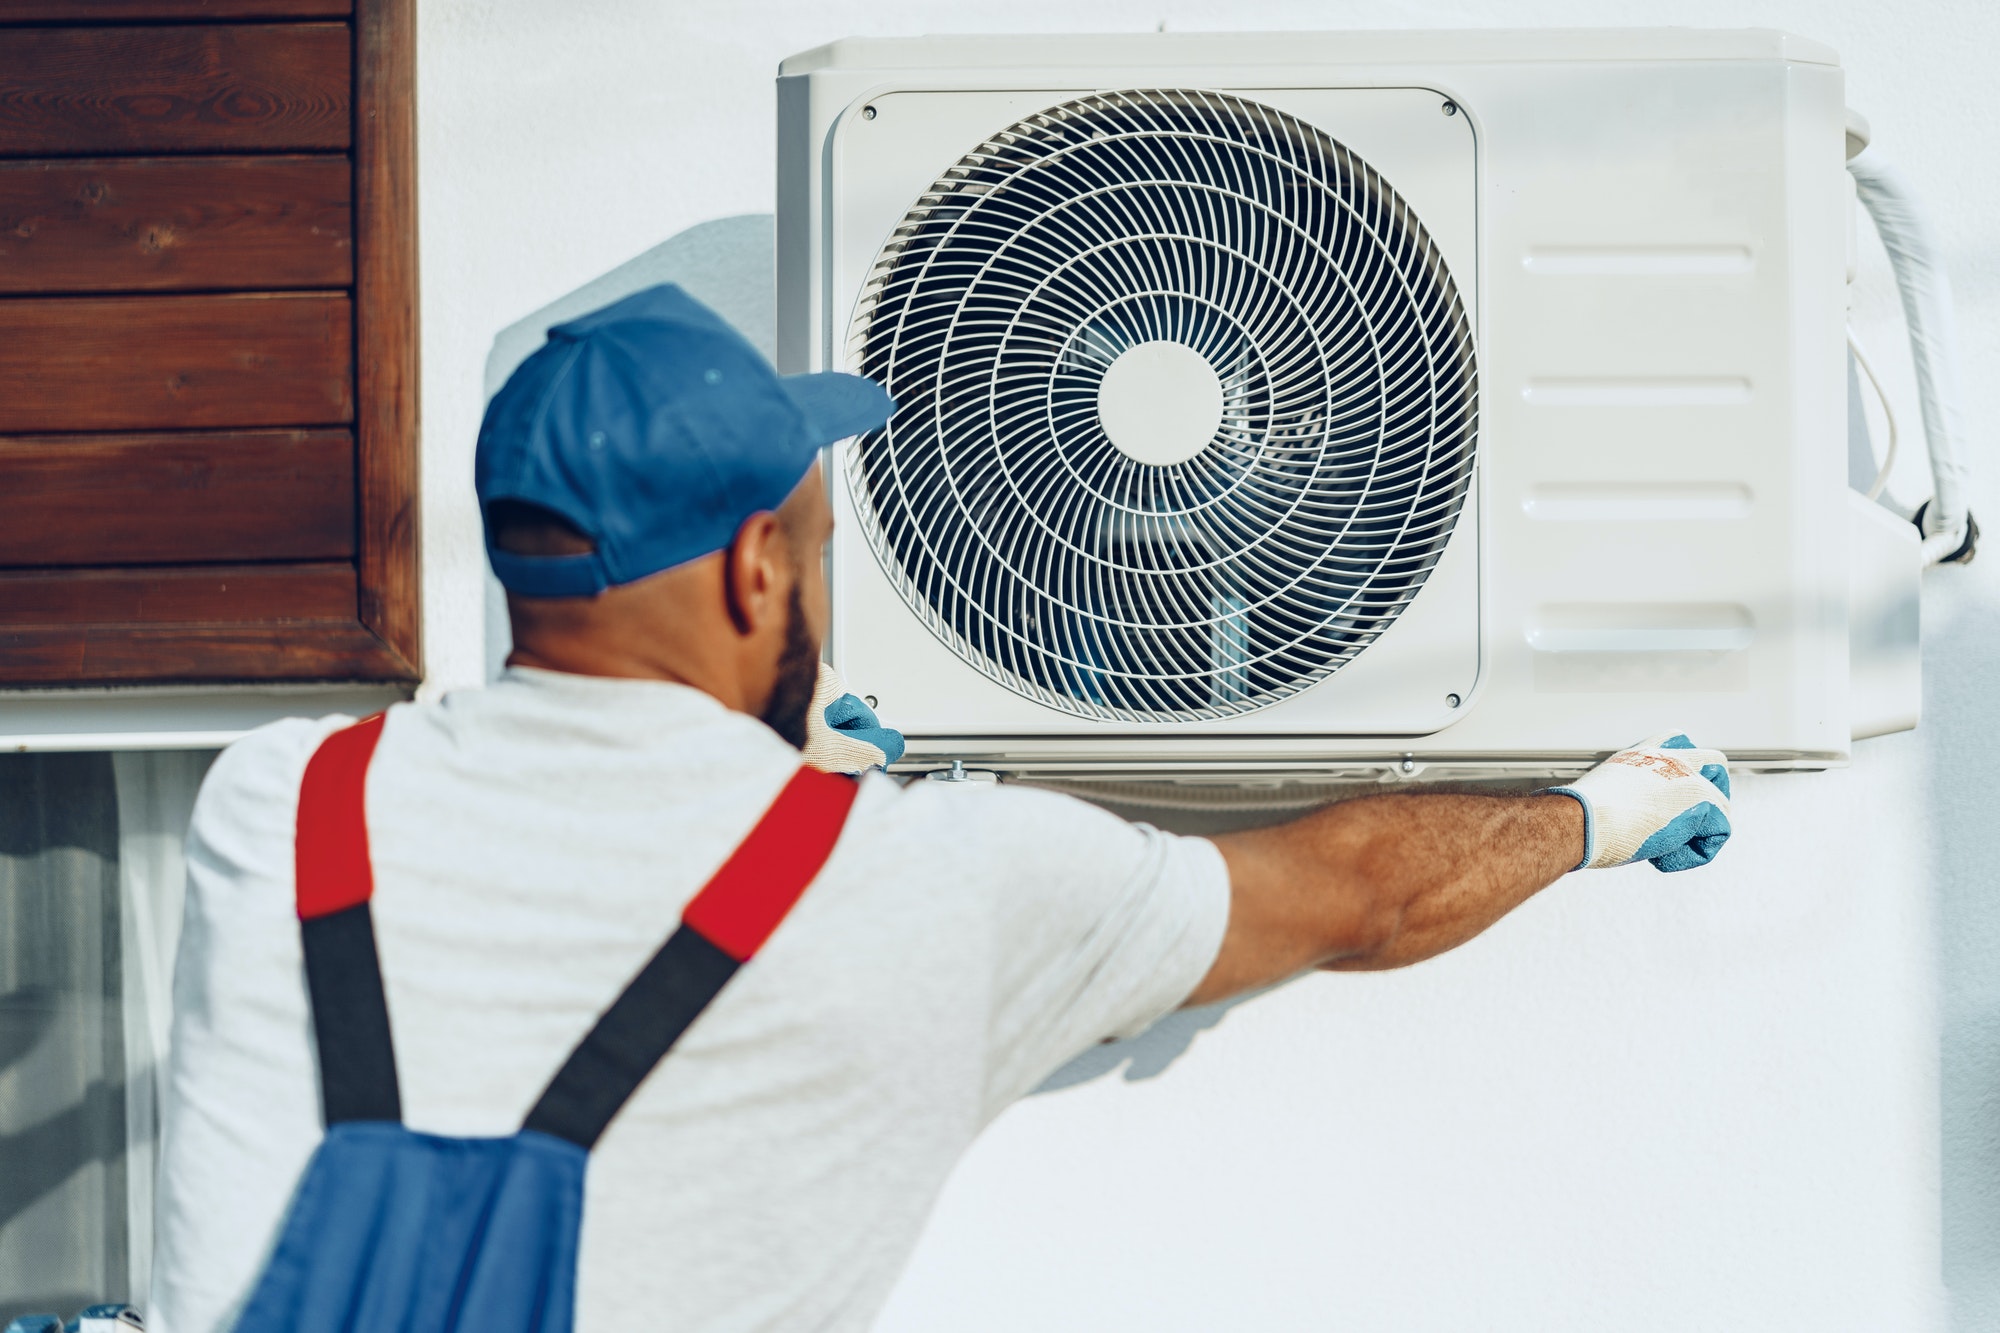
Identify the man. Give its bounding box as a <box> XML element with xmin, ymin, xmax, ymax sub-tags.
<box><xmin>152</xmin><ymin>285</ymin><xmax>1731</xmax><ymax>1331</ymax></box>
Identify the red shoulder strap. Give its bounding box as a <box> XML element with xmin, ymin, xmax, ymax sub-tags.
<box><xmin>681</xmin><ymin>765</ymin><xmax>860</xmax><ymax>961</ymax></box>
<box><xmin>295</xmin><ymin>712</ymin><xmax>388</xmax><ymax>921</ymax></box>
<box><xmin>293</xmin><ymin>712</ymin><xmax>401</xmax><ymax>1125</ymax></box>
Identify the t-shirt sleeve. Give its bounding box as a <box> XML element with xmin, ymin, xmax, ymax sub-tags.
<box><xmin>153</xmin><ymin>715</ymin><xmax>348</xmax><ymax>1333</ymax></box>
<box><xmin>891</xmin><ymin>781</ymin><xmax>1231</xmax><ymax>1115</ymax></box>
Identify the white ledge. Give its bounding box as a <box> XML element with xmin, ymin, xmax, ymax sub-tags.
<box><xmin>0</xmin><ymin>684</ymin><xmax>412</xmax><ymax>752</ymax></box>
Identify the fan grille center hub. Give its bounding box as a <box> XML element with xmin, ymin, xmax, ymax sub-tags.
<box><xmin>1095</xmin><ymin>340</ymin><xmax>1222</xmax><ymax>467</ymax></box>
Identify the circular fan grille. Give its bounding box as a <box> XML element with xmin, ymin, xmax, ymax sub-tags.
<box><xmin>847</xmin><ymin>89</ymin><xmax>1478</xmax><ymax>722</ymax></box>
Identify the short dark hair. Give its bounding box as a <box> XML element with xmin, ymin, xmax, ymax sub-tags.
<box><xmin>487</xmin><ymin>500</ymin><xmax>595</xmax><ymax>557</ymax></box>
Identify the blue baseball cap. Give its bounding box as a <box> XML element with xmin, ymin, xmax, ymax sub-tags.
<box><xmin>476</xmin><ymin>283</ymin><xmax>895</xmax><ymax>596</ymax></box>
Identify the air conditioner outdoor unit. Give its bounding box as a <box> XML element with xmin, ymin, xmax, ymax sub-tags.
<box><xmin>776</xmin><ymin>30</ymin><xmax>1924</xmax><ymax>782</ymax></box>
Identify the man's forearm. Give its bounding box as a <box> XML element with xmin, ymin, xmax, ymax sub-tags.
<box><xmin>1194</xmin><ymin>793</ymin><xmax>1582</xmax><ymax>1002</ymax></box>
<box><xmin>1313</xmin><ymin>793</ymin><xmax>1581</xmax><ymax>970</ymax></box>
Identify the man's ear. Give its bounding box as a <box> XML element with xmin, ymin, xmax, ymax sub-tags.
<box><xmin>721</xmin><ymin>511</ymin><xmax>788</xmax><ymax>638</ymax></box>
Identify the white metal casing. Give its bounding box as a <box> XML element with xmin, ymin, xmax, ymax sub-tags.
<box><xmin>779</xmin><ymin>31</ymin><xmax>1858</xmax><ymax>779</ymax></box>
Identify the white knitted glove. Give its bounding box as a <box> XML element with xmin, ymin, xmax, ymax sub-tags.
<box><xmin>800</xmin><ymin>663</ymin><xmax>904</xmax><ymax>774</ymax></box>
<box><xmin>1546</xmin><ymin>733</ymin><xmax>1733</xmax><ymax>873</ymax></box>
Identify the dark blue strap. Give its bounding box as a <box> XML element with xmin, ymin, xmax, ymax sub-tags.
<box><xmin>301</xmin><ymin>905</ymin><xmax>403</xmax><ymax>1125</ymax></box>
<box><xmin>522</xmin><ymin>926</ymin><xmax>737</xmax><ymax>1149</ymax></box>
<box><xmin>523</xmin><ymin>768</ymin><xmax>857</xmax><ymax>1149</ymax></box>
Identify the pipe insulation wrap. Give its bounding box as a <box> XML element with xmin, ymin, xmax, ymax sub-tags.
<box><xmin>1847</xmin><ymin>150</ymin><xmax>1972</xmax><ymax>563</ymax></box>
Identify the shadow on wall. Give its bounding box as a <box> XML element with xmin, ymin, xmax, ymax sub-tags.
<box><xmin>1037</xmin><ymin>991</ymin><xmax>1261</xmax><ymax>1094</ymax></box>
<box><xmin>1932</xmin><ymin>574</ymin><xmax>2000</xmax><ymax>1327</ymax></box>
<box><xmin>1031</xmin><ymin>793</ymin><xmax>1331</xmax><ymax>1093</ymax></box>
<box><xmin>481</xmin><ymin>214</ymin><xmax>779</xmax><ymax>678</ymax></box>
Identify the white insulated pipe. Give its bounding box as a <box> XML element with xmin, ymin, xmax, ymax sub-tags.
<box><xmin>1847</xmin><ymin>149</ymin><xmax>1975</xmax><ymax>564</ymax></box>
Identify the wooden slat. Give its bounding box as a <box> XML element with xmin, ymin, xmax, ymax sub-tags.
<box><xmin>0</xmin><ymin>156</ymin><xmax>350</xmax><ymax>293</ymax></box>
<box><xmin>0</xmin><ymin>622</ymin><xmax>409</xmax><ymax>684</ymax></box>
<box><xmin>353</xmin><ymin>0</ymin><xmax>419</xmax><ymax>673</ymax></box>
<box><xmin>0</xmin><ymin>24</ymin><xmax>349</xmax><ymax>157</ymax></box>
<box><xmin>0</xmin><ymin>429</ymin><xmax>353</xmax><ymax>564</ymax></box>
<box><xmin>0</xmin><ymin>562</ymin><xmax>354</xmax><ymax>625</ymax></box>
<box><xmin>0</xmin><ymin>1</ymin><xmax>351</xmax><ymax>20</ymax></box>
<box><xmin>0</xmin><ymin>294</ymin><xmax>352</xmax><ymax>432</ymax></box>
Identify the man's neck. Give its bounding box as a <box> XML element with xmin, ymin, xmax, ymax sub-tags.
<box><xmin>506</xmin><ymin>642</ymin><xmax>734</xmax><ymax>695</ymax></box>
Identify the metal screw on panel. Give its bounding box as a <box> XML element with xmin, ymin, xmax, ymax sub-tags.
<box><xmin>1400</xmin><ymin>755</ymin><xmax>1416</xmax><ymax>774</ymax></box>
<box><xmin>1441</xmin><ymin>100</ymin><xmax>1459</xmax><ymax>117</ymax></box>
<box><xmin>862</xmin><ymin>105</ymin><xmax>878</xmax><ymax>120</ymax></box>
<box><xmin>863</xmin><ymin>695</ymin><xmax>878</xmax><ymax>708</ymax></box>
<box><xmin>1446</xmin><ymin>692</ymin><xmax>1462</xmax><ymax>708</ymax></box>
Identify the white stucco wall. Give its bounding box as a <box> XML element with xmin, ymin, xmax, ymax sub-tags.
<box><xmin>416</xmin><ymin>1</ymin><xmax>1997</xmax><ymax>1328</ymax></box>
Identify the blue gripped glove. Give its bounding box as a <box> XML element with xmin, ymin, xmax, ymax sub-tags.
<box><xmin>801</xmin><ymin>663</ymin><xmax>905</xmax><ymax>774</ymax></box>
<box><xmin>1545</xmin><ymin>733</ymin><xmax>1733</xmax><ymax>873</ymax></box>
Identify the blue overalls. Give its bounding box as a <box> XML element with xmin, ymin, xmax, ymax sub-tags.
<box><xmin>235</xmin><ymin>712</ymin><xmax>857</xmax><ymax>1331</ymax></box>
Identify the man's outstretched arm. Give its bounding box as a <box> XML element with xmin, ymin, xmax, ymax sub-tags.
<box><xmin>1185</xmin><ymin>734</ymin><xmax>1734</xmax><ymax>1006</ymax></box>
<box><xmin>1188</xmin><ymin>793</ymin><xmax>1581</xmax><ymax>1004</ymax></box>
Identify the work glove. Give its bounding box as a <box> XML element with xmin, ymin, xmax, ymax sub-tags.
<box><xmin>801</xmin><ymin>663</ymin><xmax>905</xmax><ymax>774</ymax></box>
<box><xmin>1545</xmin><ymin>733</ymin><xmax>1732</xmax><ymax>873</ymax></box>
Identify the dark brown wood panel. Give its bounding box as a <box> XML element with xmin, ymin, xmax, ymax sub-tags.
<box><xmin>0</xmin><ymin>429</ymin><xmax>353</xmax><ymax>564</ymax></box>
<box><xmin>0</xmin><ymin>156</ymin><xmax>350</xmax><ymax>293</ymax></box>
<box><xmin>0</xmin><ymin>1</ymin><xmax>350</xmax><ymax>19</ymax></box>
<box><xmin>0</xmin><ymin>294</ymin><xmax>353</xmax><ymax>431</ymax></box>
<box><xmin>0</xmin><ymin>622</ymin><xmax>407</xmax><ymax>684</ymax></box>
<box><xmin>0</xmin><ymin>562</ymin><xmax>354</xmax><ymax>626</ymax></box>
<box><xmin>0</xmin><ymin>0</ymin><xmax>417</xmax><ymax>688</ymax></box>
<box><xmin>0</xmin><ymin>24</ymin><xmax>349</xmax><ymax>157</ymax></box>
<box><xmin>353</xmin><ymin>0</ymin><xmax>418</xmax><ymax>672</ymax></box>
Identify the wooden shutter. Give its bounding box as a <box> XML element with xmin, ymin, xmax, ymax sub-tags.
<box><xmin>0</xmin><ymin>0</ymin><xmax>419</xmax><ymax>685</ymax></box>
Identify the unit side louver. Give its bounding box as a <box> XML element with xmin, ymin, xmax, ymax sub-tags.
<box><xmin>848</xmin><ymin>88</ymin><xmax>1478</xmax><ymax>723</ymax></box>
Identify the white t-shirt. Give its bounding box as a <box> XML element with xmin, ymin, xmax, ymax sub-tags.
<box><xmin>153</xmin><ymin>667</ymin><xmax>1229</xmax><ymax>1332</ymax></box>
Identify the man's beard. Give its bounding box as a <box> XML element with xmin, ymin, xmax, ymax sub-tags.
<box><xmin>759</xmin><ymin>584</ymin><xmax>818</xmax><ymax>750</ymax></box>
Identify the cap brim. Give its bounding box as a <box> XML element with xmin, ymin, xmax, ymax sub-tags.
<box><xmin>780</xmin><ymin>371</ymin><xmax>896</xmax><ymax>445</ymax></box>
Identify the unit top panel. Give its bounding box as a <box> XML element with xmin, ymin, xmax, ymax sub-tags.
<box><xmin>779</xmin><ymin>29</ymin><xmax>1838</xmax><ymax>78</ymax></box>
